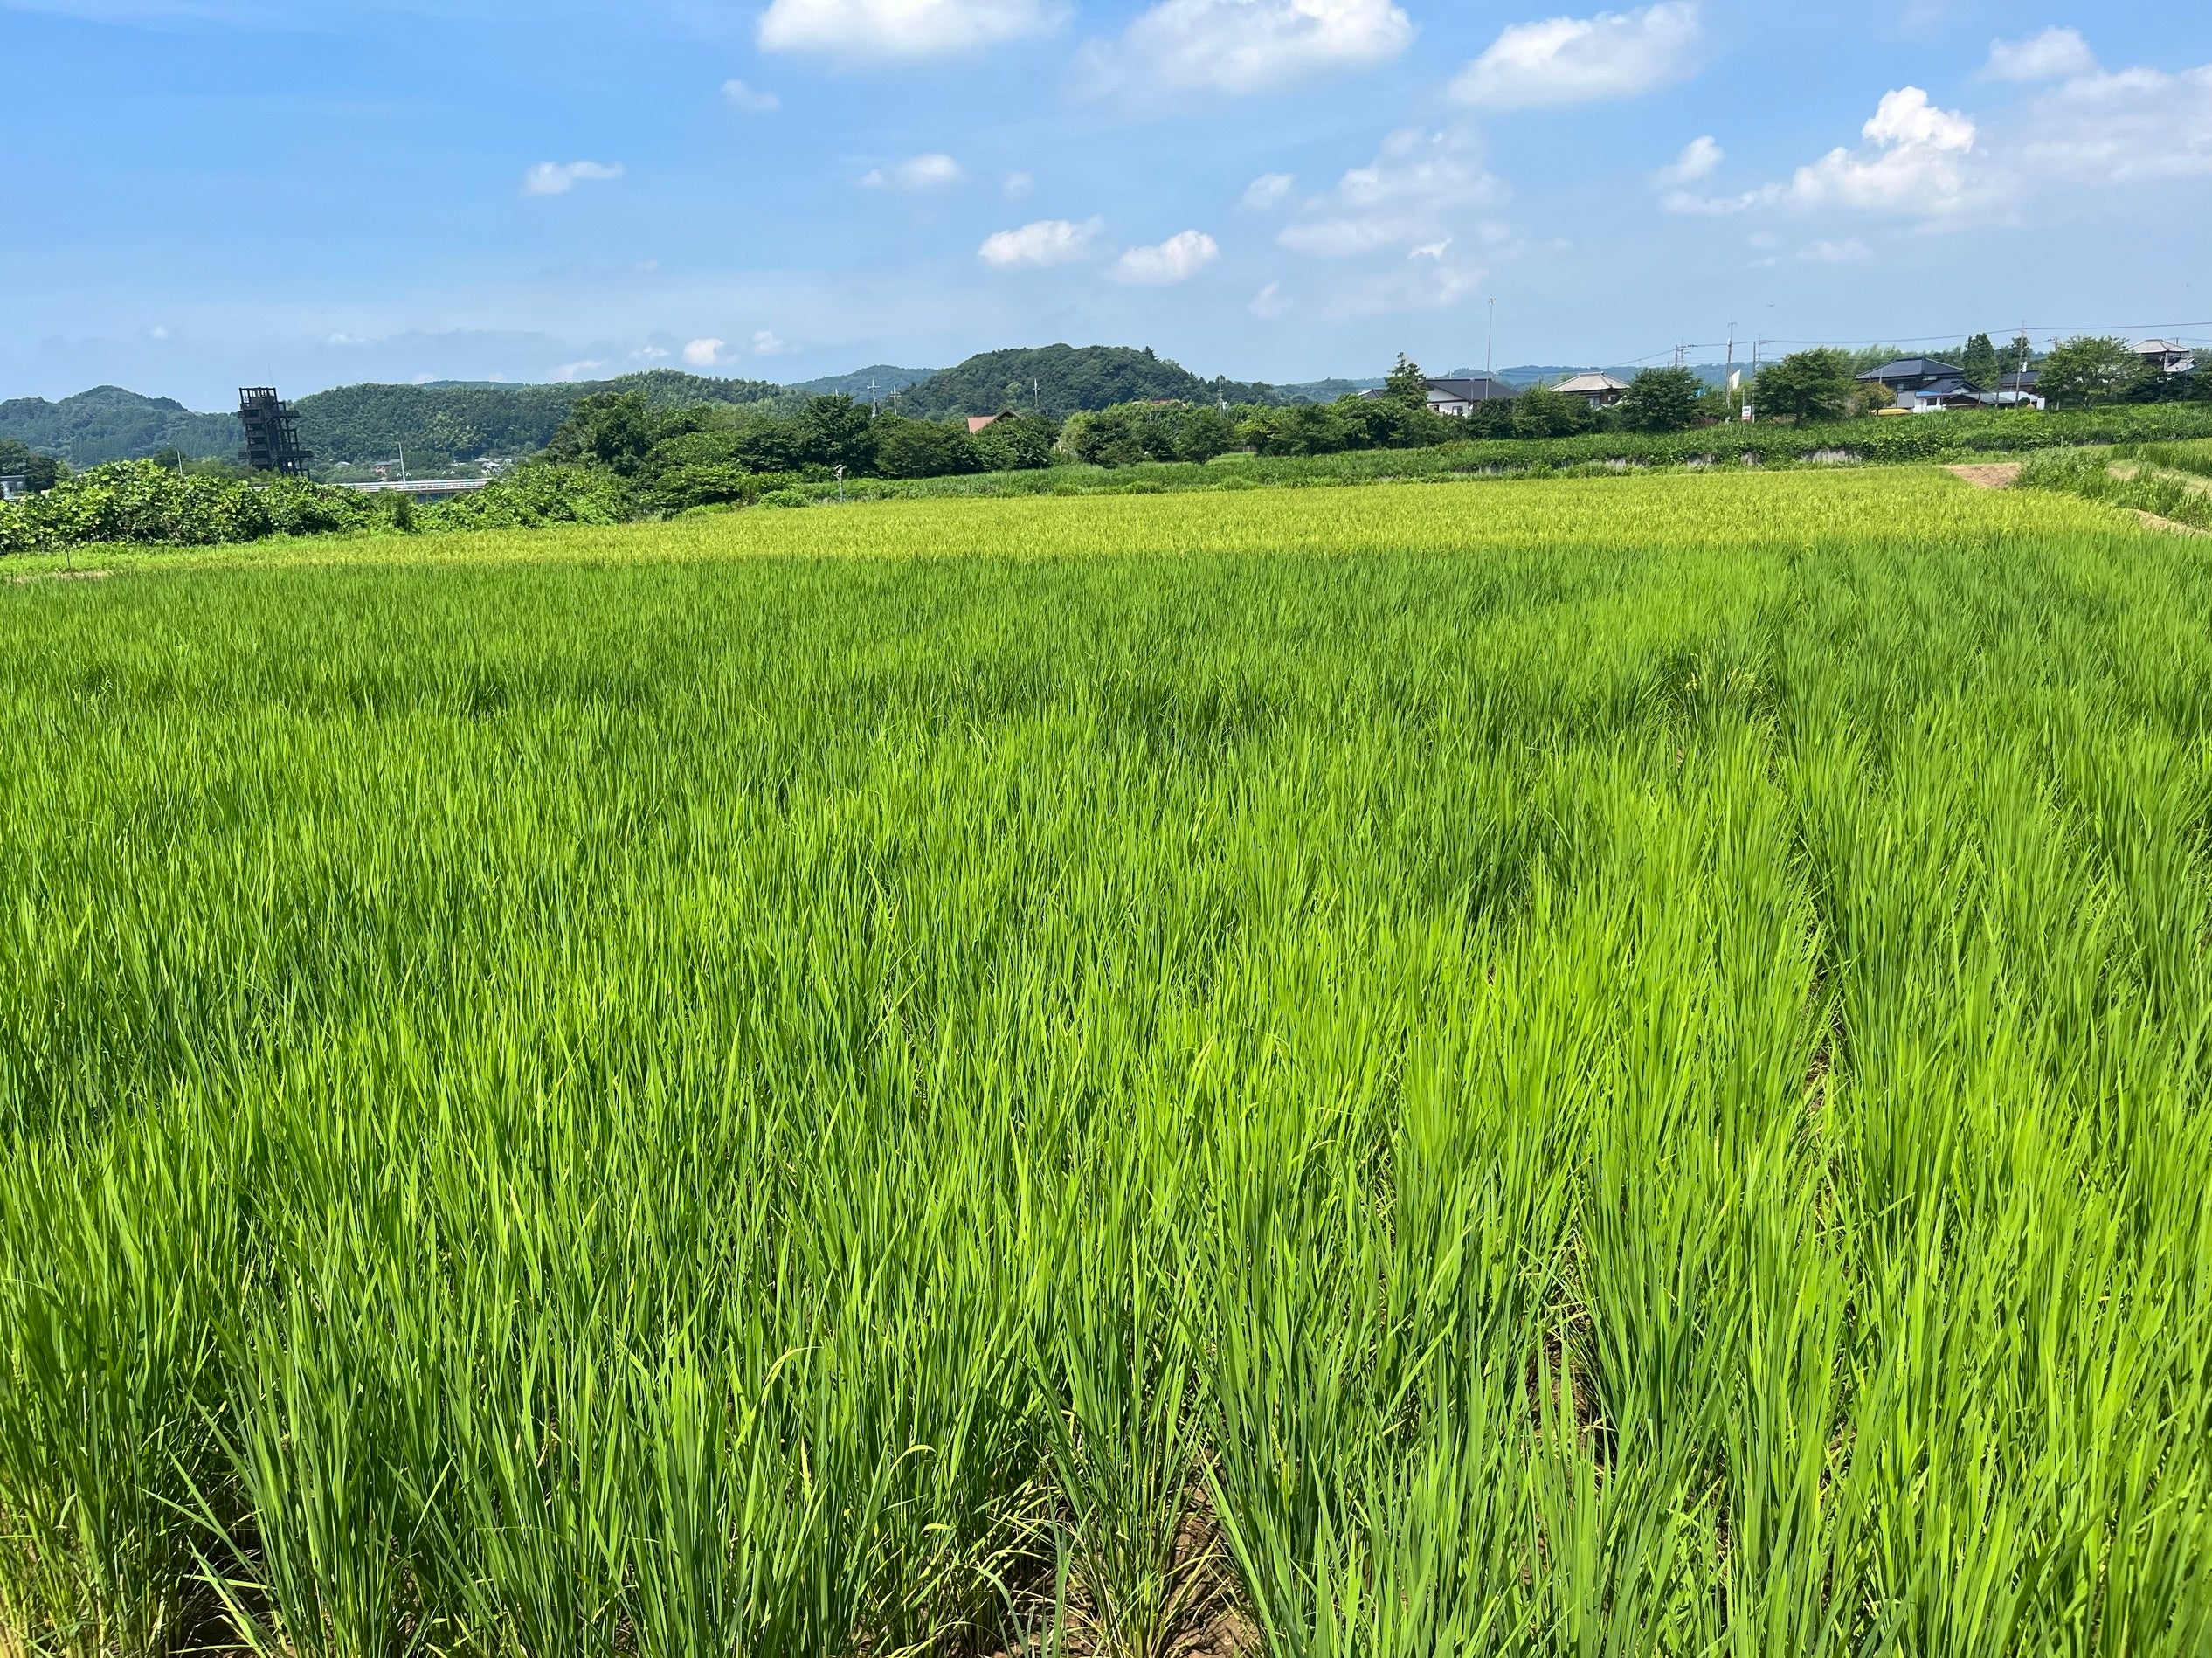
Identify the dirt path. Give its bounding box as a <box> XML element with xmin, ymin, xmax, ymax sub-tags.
<box><xmin>2131</xmin><ymin>510</ymin><xmax>2211</xmax><ymax>537</ymax></box>
<box><xmin>6</xmin><ymin>569</ymin><xmax>113</xmax><ymax>585</ymax></box>
<box><xmin>1947</xmin><ymin>463</ymin><xmax>2022</xmax><ymax>489</ymax></box>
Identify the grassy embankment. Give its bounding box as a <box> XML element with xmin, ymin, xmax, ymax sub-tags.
<box><xmin>3</xmin><ymin>470</ymin><xmax>2209</xmax><ymax>1657</ymax></box>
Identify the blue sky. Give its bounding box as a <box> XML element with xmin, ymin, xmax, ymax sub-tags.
<box><xmin>5</xmin><ymin>0</ymin><xmax>2209</xmax><ymax>406</ymax></box>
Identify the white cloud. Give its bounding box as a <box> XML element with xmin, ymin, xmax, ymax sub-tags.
<box><xmin>630</xmin><ymin>344</ymin><xmax>671</xmax><ymax>360</ymax></box>
<box><xmin>978</xmin><ymin>215</ymin><xmax>1104</xmax><ymax>266</ymax></box>
<box><xmin>1077</xmin><ymin>0</ymin><xmax>1413</xmax><ymax>101</ymax></box>
<box><xmin>1785</xmin><ymin>86</ymin><xmax>1977</xmax><ymax>212</ymax></box>
<box><xmin>1453</xmin><ymin>3</ymin><xmax>1701</xmax><ymax>110</ymax></box>
<box><xmin>722</xmin><ymin>78</ymin><xmax>781</xmax><ymax>113</ymax></box>
<box><xmin>2016</xmin><ymin>59</ymin><xmax>2212</xmax><ymax>183</ymax></box>
<box><xmin>1408</xmin><ymin>238</ymin><xmax>1449</xmax><ymax>259</ymax></box>
<box><xmin>553</xmin><ymin>359</ymin><xmax>607</xmax><ymax>380</ymax></box>
<box><xmin>1242</xmin><ymin>171</ymin><xmax>1296</xmax><ymax>209</ymax></box>
<box><xmin>1249</xmin><ymin>280</ymin><xmax>1293</xmax><ymax>318</ymax></box>
<box><xmin>1798</xmin><ymin>237</ymin><xmax>1871</xmax><ymax>262</ymax></box>
<box><xmin>521</xmin><ymin>160</ymin><xmax>624</xmax><ymax>197</ymax></box>
<box><xmin>1278</xmin><ymin>125</ymin><xmax>1507</xmax><ymax>258</ymax></box>
<box><xmin>682</xmin><ymin>337</ymin><xmax>725</xmax><ymax>366</ymax></box>
<box><xmin>757</xmin><ymin>0</ymin><xmax>1065</xmax><ymax>60</ymax></box>
<box><xmin>1675</xmin><ymin>38</ymin><xmax>2212</xmax><ymax>226</ymax></box>
<box><xmin>1983</xmin><ymin>26</ymin><xmax>2096</xmax><ymax>83</ymax></box>
<box><xmin>860</xmin><ymin>152</ymin><xmax>966</xmax><ymax>190</ymax></box>
<box><xmin>751</xmin><ymin>329</ymin><xmax>796</xmax><ymax>356</ymax></box>
<box><xmin>1109</xmin><ymin>229</ymin><xmax>1221</xmax><ymax>284</ymax></box>
<box><xmin>1653</xmin><ymin>134</ymin><xmax>1721</xmax><ymax>186</ymax></box>
<box><xmin>1004</xmin><ymin>170</ymin><xmax>1036</xmax><ymax>199</ymax></box>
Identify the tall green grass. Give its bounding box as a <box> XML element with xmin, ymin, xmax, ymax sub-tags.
<box><xmin>2</xmin><ymin>470</ymin><xmax>2208</xmax><ymax>1656</ymax></box>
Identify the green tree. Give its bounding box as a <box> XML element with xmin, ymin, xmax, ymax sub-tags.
<box><xmin>2039</xmin><ymin>336</ymin><xmax>2146</xmax><ymax>407</ymax></box>
<box><xmin>543</xmin><ymin>392</ymin><xmax>662</xmax><ymax>474</ymax></box>
<box><xmin>1960</xmin><ymin>333</ymin><xmax>2001</xmax><ymax>388</ymax></box>
<box><xmin>1512</xmin><ymin>383</ymin><xmax>1593</xmax><ymax>439</ymax></box>
<box><xmin>1616</xmin><ymin>367</ymin><xmax>1704</xmax><ymax>434</ymax></box>
<box><xmin>1384</xmin><ymin>354</ymin><xmax>1430</xmax><ymax>410</ymax></box>
<box><xmin>971</xmin><ymin>413</ymin><xmax>1058</xmax><ymax>471</ymax></box>
<box><xmin>0</xmin><ymin>439</ymin><xmax>63</xmax><ymax>493</ymax></box>
<box><xmin>869</xmin><ymin>416</ymin><xmax>981</xmax><ymax>480</ymax></box>
<box><xmin>1172</xmin><ymin>405</ymin><xmax>1241</xmax><ymax>462</ymax></box>
<box><xmin>1753</xmin><ymin>349</ymin><xmax>1856</xmax><ymax>423</ymax></box>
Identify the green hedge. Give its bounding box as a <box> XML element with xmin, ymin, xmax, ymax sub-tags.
<box><xmin>0</xmin><ymin>461</ymin><xmax>381</xmax><ymax>556</ymax></box>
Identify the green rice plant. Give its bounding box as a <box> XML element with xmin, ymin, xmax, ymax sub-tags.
<box><xmin>2</xmin><ymin>467</ymin><xmax>2209</xmax><ymax>1658</ymax></box>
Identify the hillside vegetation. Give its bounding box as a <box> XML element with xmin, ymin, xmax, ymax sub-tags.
<box><xmin>294</xmin><ymin>370</ymin><xmax>789</xmax><ymax>468</ymax></box>
<box><xmin>868</xmin><ymin>344</ymin><xmax>1301</xmax><ymax>420</ymax></box>
<box><xmin>0</xmin><ymin>387</ymin><xmax>241</xmax><ymax>467</ymax></box>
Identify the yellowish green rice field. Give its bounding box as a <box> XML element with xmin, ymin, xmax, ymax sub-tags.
<box><xmin>3</xmin><ymin>468</ymin><xmax>2208</xmax><ymax>1657</ymax></box>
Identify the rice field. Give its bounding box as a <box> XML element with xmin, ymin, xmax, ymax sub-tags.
<box><xmin>3</xmin><ymin>468</ymin><xmax>2209</xmax><ymax>1658</ymax></box>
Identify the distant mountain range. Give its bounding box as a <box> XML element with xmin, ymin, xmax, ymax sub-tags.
<box><xmin>4</xmin><ymin>348</ymin><xmax>1723</xmax><ymax>472</ymax></box>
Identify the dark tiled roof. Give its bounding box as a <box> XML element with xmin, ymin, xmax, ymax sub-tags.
<box><xmin>1858</xmin><ymin>357</ymin><xmax>1964</xmax><ymax>382</ymax></box>
<box><xmin>1427</xmin><ymin>376</ymin><xmax>1514</xmax><ymax>401</ymax></box>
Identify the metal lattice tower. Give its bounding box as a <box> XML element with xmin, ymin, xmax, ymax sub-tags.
<box><xmin>238</xmin><ymin>388</ymin><xmax>312</xmax><ymax>476</ymax></box>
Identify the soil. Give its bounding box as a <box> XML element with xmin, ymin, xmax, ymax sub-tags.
<box><xmin>2130</xmin><ymin>509</ymin><xmax>2211</xmax><ymax>537</ymax></box>
<box><xmin>1946</xmin><ymin>463</ymin><xmax>2022</xmax><ymax>489</ymax></box>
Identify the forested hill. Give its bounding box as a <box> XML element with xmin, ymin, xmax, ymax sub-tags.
<box><xmin>2</xmin><ymin>349</ymin><xmax>1357</xmax><ymax>471</ymax></box>
<box><xmin>0</xmin><ymin>387</ymin><xmax>241</xmax><ymax>466</ymax></box>
<box><xmin>294</xmin><ymin>370</ymin><xmax>786</xmax><ymax>467</ymax></box>
<box><xmin>896</xmin><ymin>345</ymin><xmax>1309</xmax><ymax>421</ymax></box>
<box><xmin>788</xmin><ymin>364</ymin><xmax>937</xmax><ymax>399</ymax></box>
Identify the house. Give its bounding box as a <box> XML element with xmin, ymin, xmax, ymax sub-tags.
<box><xmin>0</xmin><ymin>475</ymin><xmax>29</xmax><ymax>501</ymax></box>
<box><xmin>1994</xmin><ymin>370</ymin><xmax>2045</xmax><ymax>411</ymax></box>
<box><xmin>1856</xmin><ymin>357</ymin><xmax>1967</xmax><ymax>397</ymax></box>
<box><xmin>2134</xmin><ymin>339</ymin><xmax>2198</xmax><ymax>377</ymax></box>
<box><xmin>1905</xmin><ymin>379</ymin><xmax>2001</xmax><ymax>413</ymax></box>
<box><xmin>1551</xmin><ymin>371</ymin><xmax>1631</xmax><ymax>410</ymax></box>
<box><xmin>965</xmin><ymin>414</ymin><xmax>1002</xmax><ymax>434</ymax></box>
<box><xmin>1362</xmin><ymin>375</ymin><xmax>1516</xmax><ymax>417</ymax></box>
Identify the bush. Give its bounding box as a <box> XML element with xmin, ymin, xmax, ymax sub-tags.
<box><xmin>422</xmin><ymin>465</ymin><xmax>638</xmax><ymax>530</ymax></box>
<box><xmin>0</xmin><ymin>460</ymin><xmax>377</xmax><ymax>556</ymax></box>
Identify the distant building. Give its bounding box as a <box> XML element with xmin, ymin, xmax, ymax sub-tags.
<box><xmin>966</xmin><ymin>415</ymin><xmax>1001</xmax><ymax>434</ymax></box>
<box><xmin>1856</xmin><ymin>357</ymin><xmax>1967</xmax><ymax>397</ymax></box>
<box><xmin>1995</xmin><ymin>370</ymin><xmax>2045</xmax><ymax>411</ymax></box>
<box><xmin>1362</xmin><ymin>375</ymin><xmax>1516</xmax><ymax>417</ymax></box>
<box><xmin>2134</xmin><ymin>339</ymin><xmax>2198</xmax><ymax>376</ymax></box>
<box><xmin>0</xmin><ymin>475</ymin><xmax>30</xmax><ymax>501</ymax></box>
<box><xmin>1895</xmin><ymin>377</ymin><xmax>1996</xmax><ymax>413</ymax></box>
<box><xmin>1551</xmin><ymin>371</ymin><xmax>1631</xmax><ymax>410</ymax></box>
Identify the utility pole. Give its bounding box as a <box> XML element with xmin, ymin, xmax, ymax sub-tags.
<box><xmin>1725</xmin><ymin>322</ymin><xmax>1736</xmax><ymax>412</ymax></box>
<box><xmin>869</xmin><ymin>379</ymin><xmax>879</xmax><ymax>417</ymax></box>
<box><xmin>1485</xmin><ymin>297</ymin><xmax>1496</xmax><ymax>378</ymax></box>
<box><xmin>1033</xmin><ymin>377</ymin><xmax>1040</xmax><ymax>417</ymax></box>
<box><xmin>397</xmin><ymin>439</ymin><xmax>407</xmax><ymax>484</ymax></box>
